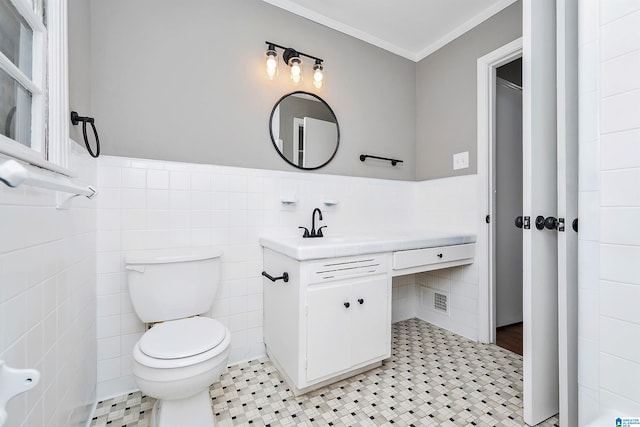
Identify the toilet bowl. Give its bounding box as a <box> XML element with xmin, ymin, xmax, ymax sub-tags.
<box><xmin>132</xmin><ymin>317</ymin><xmax>231</xmax><ymax>427</ymax></box>
<box><xmin>125</xmin><ymin>248</ymin><xmax>227</xmax><ymax>427</ymax></box>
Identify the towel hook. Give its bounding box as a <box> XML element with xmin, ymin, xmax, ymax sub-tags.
<box><xmin>71</xmin><ymin>111</ymin><xmax>100</xmax><ymax>158</ymax></box>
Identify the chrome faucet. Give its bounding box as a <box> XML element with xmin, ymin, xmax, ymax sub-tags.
<box><xmin>299</xmin><ymin>208</ymin><xmax>326</xmax><ymax>238</ymax></box>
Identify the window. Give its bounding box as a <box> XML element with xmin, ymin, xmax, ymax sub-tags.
<box><xmin>0</xmin><ymin>0</ymin><xmax>70</xmax><ymax>174</ymax></box>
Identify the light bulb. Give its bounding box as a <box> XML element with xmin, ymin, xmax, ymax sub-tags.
<box><xmin>289</xmin><ymin>57</ymin><xmax>302</xmax><ymax>84</ymax></box>
<box><xmin>265</xmin><ymin>47</ymin><xmax>278</xmax><ymax>80</ymax></box>
<box><xmin>313</xmin><ymin>61</ymin><xmax>324</xmax><ymax>89</ymax></box>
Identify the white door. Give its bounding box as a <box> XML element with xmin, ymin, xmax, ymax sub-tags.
<box><xmin>306</xmin><ymin>284</ymin><xmax>351</xmax><ymax>381</ymax></box>
<box><xmin>303</xmin><ymin>117</ymin><xmax>338</xmax><ymax>168</ymax></box>
<box><xmin>522</xmin><ymin>0</ymin><xmax>559</xmax><ymax>424</ymax></box>
<box><xmin>351</xmin><ymin>277</ymin><xmax>390</xmax><ymax>364</ymax></box>
<box><xmin>556</xmin><ymin>0</ymin><xmax>579</xmax><ymax>424</ymax></box>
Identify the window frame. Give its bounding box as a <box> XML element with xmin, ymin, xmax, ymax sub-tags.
<box><xmin>0</xmin><ymin>0</ymin><xmax>71</xmax><ymax>176</ymax></box>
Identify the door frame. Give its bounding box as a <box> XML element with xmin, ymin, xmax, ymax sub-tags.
<box><xmin>293</xmin><ymin>117</ymin><xmax>305</xmax><ymax>167</ymax></box>
<box><xmin>477</xmin><ymin>37</ymin><xmax>523</xmax><ymax>344</ymax></box>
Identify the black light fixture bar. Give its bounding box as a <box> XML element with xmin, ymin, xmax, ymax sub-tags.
<box><xmin>265</xmin><ymin>41</ymin><xmax>323</xmax><ymax>63</ymax></box>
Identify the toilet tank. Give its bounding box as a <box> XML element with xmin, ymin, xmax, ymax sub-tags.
<box><xmin>125</xmin><ymin>247</ymin><xmax>222</xmax><ymax>323</ymax></box>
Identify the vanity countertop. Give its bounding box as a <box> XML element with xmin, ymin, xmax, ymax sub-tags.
<box><xmin>259</xmin><ymin>230</ymin><xmax>477</xmax><ymax>261</ymax></box>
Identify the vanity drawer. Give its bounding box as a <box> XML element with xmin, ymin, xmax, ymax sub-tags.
<box><xmin>392</xmin><ymin>243</ymin><xmax>475</xmax><ymax>270</ymax></box>
<box><xmin>305</xmin><ymin>254</ymin><xmax>389</xmax><ymax>284</ymax></box>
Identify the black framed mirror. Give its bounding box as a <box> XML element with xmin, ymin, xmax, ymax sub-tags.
<box><xmin>269</xmin><ymin>91</ymin><xmax>340</xmax><ymax>170</ymax></box>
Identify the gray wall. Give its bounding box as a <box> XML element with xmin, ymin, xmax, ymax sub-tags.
<box><xmin>415</xmin><ymin>1</ymin><xmax>522</xmax><ymax>181</ymax></box>
<box><xmin>89</xmin><ymin>0</ymin><xmax>416</xmax><ymax>181</ymax></box>
<box><xmin>68</xmin><ymin>0</ymin><xmax>92</xmax><ymax>146</ymax></box>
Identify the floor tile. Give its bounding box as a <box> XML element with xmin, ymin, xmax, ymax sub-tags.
<box><xmin>90</xmin><ymin>319</ymin><xmax>560</xmax><ymax>426</ymax></box>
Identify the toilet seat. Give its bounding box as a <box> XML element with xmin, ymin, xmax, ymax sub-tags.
<box><xmin>140</xmin><ymin>316</ymin><xmax>226</xmax><ymax>359</ymax></box>
<box><xmin>133</xmin><ymin>317</ymin><xmax>230</xmax><ymax>369</ymax></box>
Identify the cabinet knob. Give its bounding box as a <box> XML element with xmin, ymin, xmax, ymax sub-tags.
<box><xmin>343</xmin><ymin>302</ymin><xmax>350</xmax><ymax>308</ymax></box>
<box><xmin>358</xmin><ymin>298</ymin><xmax>364</xmax><ymax>305</ymax></box>
<box><xmin>437</xmin><ymin>253</ymin><xmax>443</xmax><ymax>258</ymax></box>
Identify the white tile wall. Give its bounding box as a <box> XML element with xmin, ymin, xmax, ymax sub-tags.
<box><xmin>414</xmin><ymin>175</ymin><xmax>481</xmax><ymax>340</ymax></box>
<box><xmin>94</xmin><ymin>156</ymin><xmax>482</xmax><ymax>399</ymax></box>
<box><xmin>578</xmin><ymin>0</ymin><xmax>601</xmax><ymax>423</ymax></box>
<box><xmin>95</xmin><ymin>155</ymin><xmax>432</xmax><ymax>398</ymax></box>
<box><xmin>391</xmin><ymin>274</ymin><xmax>417</xmax><ymax>323</ymax></box>
<box><xmin>414</xmin><ymin>264</ymin><xmax>479</xmax><ymax>341</ymax></box>
<box><xmin>578</xmin><ymin>0</ymin><xmax>640</xmax><ymax>420</ymax></box>
<box><xmin>0</xmin><ymin>145</ymin><xmax>97</xmax><ymax>427</ymax></box>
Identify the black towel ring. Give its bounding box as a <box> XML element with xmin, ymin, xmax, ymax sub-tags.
<box><xmin>70</xmin><ymin>111</ymin><xmax>100</xmax><ymax>158</ymax></box>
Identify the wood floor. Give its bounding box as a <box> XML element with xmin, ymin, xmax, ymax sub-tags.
<box><xmin>496</xmin><ymin>322</ymin><xmax>523</xmax><ymax>356</ymax></box>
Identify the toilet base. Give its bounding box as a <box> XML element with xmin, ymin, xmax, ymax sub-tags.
<box><xmin>152</xmin><ymin>389</ymin><xmax>215</xmax><ymax>427</ymax></box>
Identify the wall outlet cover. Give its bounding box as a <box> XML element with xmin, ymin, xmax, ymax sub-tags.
<box><xmin>453</xmin><ymin>151</ymin><xmax>469</xmax><ymax>170</ymax></box>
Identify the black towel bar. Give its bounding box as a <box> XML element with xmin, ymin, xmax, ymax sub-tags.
<box><xmin>359</xmin><ymin>154</ymin><xmax>403</xmax><ymax>166</ymax></box>
<box><xmin>262</xmin><ymin>271</ymin><xmax>289</xmax><ymax>283</ymax></box>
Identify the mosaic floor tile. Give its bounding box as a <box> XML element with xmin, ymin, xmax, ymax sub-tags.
<box><xmin>90</xmin><ymin>319</ymin><xmax>559</xmax><ymax>426</ymax></box>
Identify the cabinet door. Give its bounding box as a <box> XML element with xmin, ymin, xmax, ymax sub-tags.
<box><xmin>306</xmin><ymin>284</ymin><xmax>351</xmax><ymax>382</ymax></box>
<box><xmin>351</xmin><ymin>276</ymin><xmax>390</xmax><ymax>365</ymax></box>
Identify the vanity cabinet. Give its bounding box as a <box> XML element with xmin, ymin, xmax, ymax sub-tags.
<box><xmin>306</xmin><ymin>275</ymin><xmax>389</xmax><ymax>382</ymax></box>
<box><xmin>263</xmin><ymin>249</ymin><xmax>392</xmax><ymax>394</ymax></box>
<box><xmin>261</xmin><ymin>233</ymin><xmax>477</xmax><ymax>395</ymax></box>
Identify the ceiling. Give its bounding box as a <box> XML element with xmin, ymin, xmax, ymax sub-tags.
<box><xmin>260</xmin><ymin>0</ymin><xmax>518</xmax><ymax>62</ymax></box>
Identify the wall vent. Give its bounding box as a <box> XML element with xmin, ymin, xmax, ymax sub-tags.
<box><xmin>434</xmin><ymin>292</ymin><xmax>448</xmax><ymax>312</ymax></box>
<box><xmin>419</xmin><ymin>286</ymin><xmax>450</xmax><ymax>315</ymax></box>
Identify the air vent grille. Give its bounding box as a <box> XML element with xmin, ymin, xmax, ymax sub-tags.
<box><xmin>419</xmin><ymin>286</ymin><xmax>450</xmax><ymax>316</ymax></box>
<box><xmin>434</xmin><ymin>292</ymin><xmax>448</xmax><ymax>312</ymax></box>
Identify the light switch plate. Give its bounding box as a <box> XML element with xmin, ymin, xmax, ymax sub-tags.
<box><xmin>453</xmin><ymin>151</ymin><xmax>469</xmax><ymax>170</ymax></box>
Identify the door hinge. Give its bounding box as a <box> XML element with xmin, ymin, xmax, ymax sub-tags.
<box><xmin>558</xmin><ymin>218</ymin><xmax>565</xmax><ymax>232</ymax></box>
<box><xmin>523</xmin><ymin>216</ymin><xmax>531</xmax><ymax>229</ymax></box>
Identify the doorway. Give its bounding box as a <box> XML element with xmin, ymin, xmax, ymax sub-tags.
<box><xmin>494</xmin><ymin>58</ymin><xmax>523</xmax><ymax>356</ymax></box>
<box><xmin>478</xmin><ymin>3</ymin><xmax>578</xmax><ymax>424</ymax></box>
<box><xmin>477</xmin><ymin>38</ymin><xmax>523</xmax><ymax>346</ymax></box>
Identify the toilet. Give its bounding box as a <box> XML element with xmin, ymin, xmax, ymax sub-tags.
<box><xmin>125</xmin><ymin>247</ymin><xmax>230</xmax><ymax>427</ymax></box>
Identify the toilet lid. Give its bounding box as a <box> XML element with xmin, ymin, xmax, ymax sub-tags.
<box><xmin>139</xmin><ymin>317</ymin><xmax>226</xmax><ymax>360</ymax></box>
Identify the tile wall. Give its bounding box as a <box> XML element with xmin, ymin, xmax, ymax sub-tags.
<box><xmin>0</xmin><ymin>144</ymin><xmax>97</xmax><ymax>427</ymax></box>
<box><xmin>577</xmin><ymin>0</ymin><xmax>601</xmax><ymax>423</ymax></box>
<box><xmin>596</xmin><ymin>0</ymin><xmax>640</xmax><ymax>417</ymax></box>
<box><xmin>95</xmin><ymin>155</ymin><xmax>434</xmax><ymax>398</ymax></box>
<box><xmin>414</xmin><ymin>176</ymin><xmax>481</xmax><ymax>341</ymax></box>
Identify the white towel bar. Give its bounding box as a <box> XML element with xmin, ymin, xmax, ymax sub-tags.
<box><xmin>0</xmin><ymin>159</ymin><xmax>97</xmax><ymax>209</ymax></box>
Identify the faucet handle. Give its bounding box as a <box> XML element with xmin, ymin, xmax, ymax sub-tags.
<box><xmin>317</xmin><ymin>226</ymin><xmax>327</xmax><ymax>237</ymax></box>
<box><xmin>298</xmin><ymin>227</ymin><xmax>310</xmax><ymax>238</ymax></box>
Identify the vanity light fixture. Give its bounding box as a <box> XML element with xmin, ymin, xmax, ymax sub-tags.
<box><xmin>287</xmin><ymin>53</ymin><xmax>303</xmax><ymax>84</ymax></box>
<box><xmin>312</xmin><ymin>60</ymin><xmax>324</xmax><ymax>89</ymax></box>
<box><xmin>265</xmin><ymin>44</ymin><xmax>278</xmax><ymax>80</ymax></box>
<box><xmin>264</xmin><ymin>41</ymin><xmax>325</xmax><ymax>88</ymax></box>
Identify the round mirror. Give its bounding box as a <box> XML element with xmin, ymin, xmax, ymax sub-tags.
<box><xmin>269</xmin><ymin>91</ymin><xmax>340</xmax><ymax>170</ymax></box>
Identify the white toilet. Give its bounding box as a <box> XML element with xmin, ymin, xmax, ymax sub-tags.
<box><xmin>125</xmin><ymin>247</ymin><xmax>230</xmax><ymax>427</ymax></box>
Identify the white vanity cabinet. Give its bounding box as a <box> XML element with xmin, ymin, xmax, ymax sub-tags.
<box><xmin>261</xmin><ymin>231</ymin><xmax>477</xmax><ymax>395</ymax></box>
<box><xmin>263</xmin><ymin>249</ymin><xmax>392</xmax><ymax>394</ymax></box>
<box><xmin>306</xmin><ymin>274</ymin><xmax>389</xmax><ymax>382</ymax></box>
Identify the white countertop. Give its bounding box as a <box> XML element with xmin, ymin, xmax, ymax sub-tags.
<box><xmin>260</xmin><ymin>230</ymin><xmax>477</xmax><ymax>261</ymax></box>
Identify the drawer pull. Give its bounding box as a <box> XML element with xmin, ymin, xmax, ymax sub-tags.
<box><xmin>262</xmin><ymin>271</ymin><xmax>289</xmax><ymax>283</ymax></box>
<box><xmin>358</xmin><ymin>298</ymin><xmax>364</xmax><ymax>305</ymax></box>
<box><xmin>344</xmin><ymin>302</ymin><xmax>350</xmax><ymax>308</ymax></box>
<box><xmin>437</xmin><ymin>253</ymin><xmax>443</xmax><ymax>258</ymax></box>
